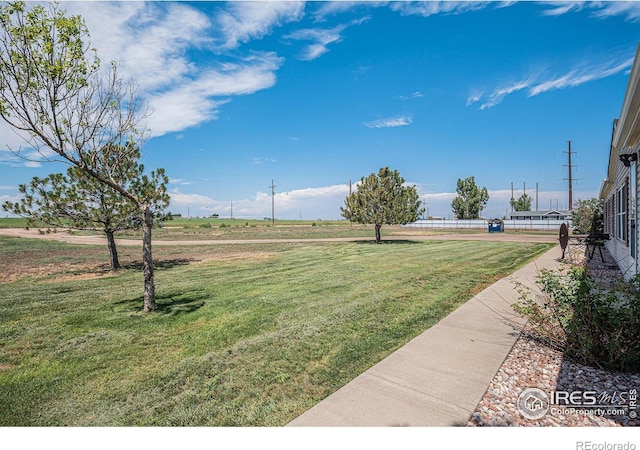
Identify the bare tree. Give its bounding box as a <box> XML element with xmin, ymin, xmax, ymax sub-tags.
<box><xmin>0</xmin><ymin>1</ymin><xmax>165</xmax><ymax>311</ymax></box>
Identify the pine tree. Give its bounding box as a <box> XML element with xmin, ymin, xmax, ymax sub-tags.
<box><xmin>3</xmin><ymin>144</ymin><xmax>169</xmax><ymax>270</ymax></box>
<box><xmin>341</xmin><ymin>167</ymin><xmax>424</xmax><ymax>243</ymax></box>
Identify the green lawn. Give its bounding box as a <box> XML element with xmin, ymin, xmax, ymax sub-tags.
<box><xmin>0</xmin><ymin>236</ymin><xmax>553</xmax><ymax>425</ymax></box>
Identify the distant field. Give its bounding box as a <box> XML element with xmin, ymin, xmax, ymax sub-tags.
<box><xmin>0</xmin><ymin>217</ymin><xmax>29</xmax><ymax>228</ymax></box>
<box><xmin>0</xmin><ymin>217</ymin><xmax>346</xmax><ymax>228</ymax></box>
<box><xmin>0</xmin><ymin>235</ymin><xmax>553</xmax><ymax>425</ymax></box>
<box><xmin>0</xmin><ymin>217</ymin><xmax>557</xmax><ymax>241</ymax></box>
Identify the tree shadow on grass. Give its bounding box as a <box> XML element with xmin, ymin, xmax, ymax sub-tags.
<box><xmin>119</xmin><ymin>258</ymin><xmax>195</xmax><ymax>271</ymax></box>
<box><xmin>115</xmin><ymin>292</ymin><xmax>205</xmax><ymax>316</ymax></box>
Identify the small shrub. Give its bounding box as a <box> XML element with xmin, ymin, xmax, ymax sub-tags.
<box><xmin>312</xmin><ymin>222</ymin><xmax>317</xmax><ymax>227</ymax></box>
<box><xmin>219</xmin><ymin>223</ymin><xmax>227</xmax><ymax>228</ymax></box>
<box><xmin>513</xmin><ymin>267</ymin><xmax>640</xmax><ymax>372</ymax></box>
<box><xmin>199</xmin><ymin>223</ymin><xmax>212</xmax><ymax>229</ymax></box>
<box><xmin>571</xmin><ymin>198</ymin><xmax>604</xmax><ymax>235</ymax></box>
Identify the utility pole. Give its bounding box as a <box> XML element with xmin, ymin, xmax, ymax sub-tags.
<box><xmin>269</xmin><ymin>179</ymin><xmax>276</xmax><ymax>224</ymax></box>
<box><xmin>511</xmin><ymin>182</ymin><xmax>514</xmax><ymax>212</ymax></box>
<box><xmin>349</xmin><ymin>179</ymin><xmax>352</xmax><ymax>228</ymax></box>
<box><xmin>536</xmin><ymin>182</ymin><xmax>539</xmax><ymax>211</ymax></box>
<box><xmin>564</xmin><ymin>141</ymin><xmax>575</xmax><ymax>211</ymax></box>
<box><xmin>230</xmin><ymin>201</ymin><xmax>233</xmax><ymax>220</ymax></box>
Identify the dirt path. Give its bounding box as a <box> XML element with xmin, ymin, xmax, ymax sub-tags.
<box><xmin>0</xmin><ymin>227</ymin><xmax>558</xmax><ymax>246</ymax></box>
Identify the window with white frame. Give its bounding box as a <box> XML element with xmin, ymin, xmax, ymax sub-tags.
<box><xmin>618</xmin><ymin>185</ymin><xmax>627</xmax><ymax>242</ymax></box>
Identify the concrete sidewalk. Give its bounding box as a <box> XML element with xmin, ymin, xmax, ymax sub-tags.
<box><xmin>287</xmin><ymin>246</ymin><xmax>562</xmax><ymax>427</ymax></box>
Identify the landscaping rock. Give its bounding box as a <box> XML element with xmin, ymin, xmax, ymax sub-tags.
<box><xmin>467</xmin><ymin>245</ymin><xmax>640</xmax><ymax>427</ymax></box>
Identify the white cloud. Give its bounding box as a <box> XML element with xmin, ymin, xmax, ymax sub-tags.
<box><xmin>398</xmin><ymin>91</ymin><xmax>424</xmax><ymax>101</ymax></box>
<box><xmin>390</xmin><ymin>1</ymin><xmax>491</xmax><ymax>17</ymax></box>
<box><xmin>285</xmin><ymin>17</ymin><xmax>369</xmax><ymax>61</ymax></box>
<box><xmin>0</xmin><ymin>122</ymin><xmax>37</xmax><ymax>156</ymax></box>
<box><xmin>168</xmin><ymin>184</ymin><xmax>351</xmax><ymax>220</ymax></box>
<box><xmin>286</xmin><ymin>26</ymin><xmax>343</xmax><ymax>60</ymax></box>
<box><xmin>1</xmin><ymin>193</ymin><xmax>23</xmax><ymax>209</ymax></box>
<box><xmin>312</xmin><ymin>1</ymin><xmax>387</xmax><ymax>22</ymax></box>
<box><xmin>363</xmin><ymin>116</ymin><xmax>413</xmax><ymax>128</ymax></box>
<box><xmin>469</xmin><ymin>54</ymin><xmax>634</xmax><ymax>110</ymax></box>
<box><xmin>146</xmin><ymin>52</ymin><xmax>283</xmax><ymax>136</ymax></box>
<box><xmin>58</xmin><ymin>3</ymin><xmax>288</xmax><ymax>137</ymax></box>
<box><xmin>215</xmin><ymin>1</ymin><xmax>305</xmax><ymax>49</ymax></box>
<box><xmin>591</xmin><ymin>2</ymin><xmax>640</xmax><ymax>22</ymax></box>
<box><xmin>0</xmin><ymin>145</ymin><xmax>63</xmax><ymax>168</ymax></box>
<box><xmin>69</xmin><ymin>2</ymin><xmax>211</xmax><ymax>92</ymax></box>
<box><xmin>466</xmin><ymin>91</ymin><xmax>483</xmax><ymax>106</ymax></box>
<box><xmin>168</xmin><ymin>189</ymin><xmax>219</xmax><ymax>208</ymax></box>
<box><xmin>169</xmin><ymin>178</ymin><xmax>192</xmax><ymax>186</ymax></box>
<box><xmin>0</xmin><ymin>125</ymin><xmax>67</xmax><ymax>168</ymax></box>
<box><xmin>539</xmin><ymin>1</ymin><xmax>640</xmax><ymax>22</ymax></box>
<box><xmin>276</xmin><ymin>183</ymin><xmax>349</xmax><ymax>204</ymax></box>
<box><xmin>476</xmin><ymin>78</ymin><xmax>534</xmax><ymax>110</ymax></box>
<box><xmin>538</xmin><ymin>1</ymin><xmax>586</xmax><ymax>17</ymax></box>
<box><xmin>528</xmin><ymin>57</ymin><xmax>634</xmax><ymax>96</ymax></box>
<box><xmin>251</xmin><ymin>157</ymin><xmax>278</xmax><ymax>165</ymax></box>
<box><xmin>0</xmin><ymin>151</ymin><xmax>21</xmax><ymax>168</ymax></box>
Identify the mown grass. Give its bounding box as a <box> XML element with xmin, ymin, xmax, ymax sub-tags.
<box><xmin>0</xmin><ymin>237</ymin><xmax>553</xmax><ymax>425</ymax></box>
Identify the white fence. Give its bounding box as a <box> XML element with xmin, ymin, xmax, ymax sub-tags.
<box><xmin>402</xmin><ymin>219</ymin><xmax>571</xmax><ymax>231</ymax></box>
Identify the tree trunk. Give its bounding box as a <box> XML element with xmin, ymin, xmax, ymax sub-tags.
<box><xmin>105</xmin><ymin>230</ymin><xmax>121</xmax><ymax>270</ymax></box>
<box><xmin>375</xmin><ymin>223</ymin><xmax>382</xmax><ymax>243</ymax></box>
<box><xmin>141</xmin><ymin>207</ymin><xmax>156</xmax><ymax>312</ymax></box>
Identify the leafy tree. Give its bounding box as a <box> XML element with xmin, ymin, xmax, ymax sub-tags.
<box><xmin>0</xmin><ymin>1</ymin><xmax>164</xmax><ymax>311</ymax></box>
<box><xmin>571</xmin><ymin>198</ymin><xmax>604</xmax><ymax>235</ymax></box>
<box><xmin>341</xmin><ymin>167</ymin><xmax>424</xmax><ymax>243</ymax></box>
<box><xmin>451</xmin><ymin>176</ymin><xmax>489</xmax><ymax>219</ymax></box>
<box><xmin>510</xmin><ymin>193</ymin><xmax>533</xmax><ymax>212</ymax></box>
<box><xmin>3</xmin><ymin>144</ymin><xmax>169</xmax><ymax>270</ymax></box>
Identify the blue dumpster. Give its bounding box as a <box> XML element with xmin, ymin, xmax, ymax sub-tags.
<box><xmin>488</xmin><ymin>219</ymin><xmax>504</xmax><ymax>233</ymax></box>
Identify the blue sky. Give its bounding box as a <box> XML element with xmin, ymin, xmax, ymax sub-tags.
<box><xmin>1</xmin><ymin>1</ymin><xmax>640</xmax><ymax>220</ymax></box>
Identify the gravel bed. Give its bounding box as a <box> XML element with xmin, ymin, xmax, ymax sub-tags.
<box><xmin>468</xmin><ymin>243</ymin><xmax>640</xmax><ymax>427</ymax></box>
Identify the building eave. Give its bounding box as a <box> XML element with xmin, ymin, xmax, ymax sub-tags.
<box><xmin>602</xmin><ymin>44</ymin><xmax>640</xmax><ymax>200</ymax></box>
